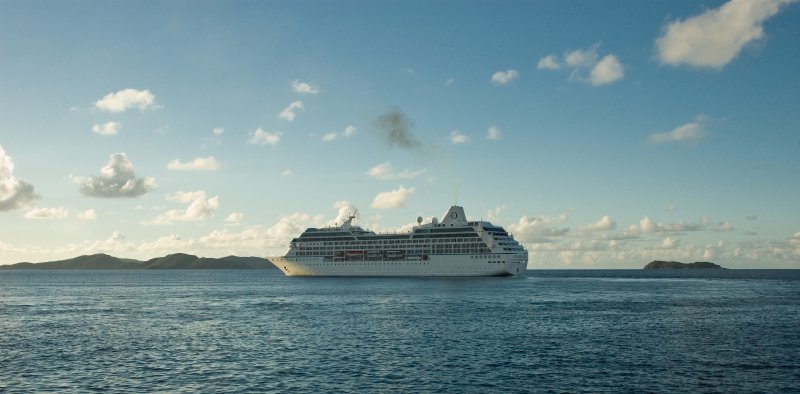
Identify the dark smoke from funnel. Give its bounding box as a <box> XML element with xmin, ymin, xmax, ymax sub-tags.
<box><xmin>374</xmin><ymin>108</ymin><xmax>422</xmax><ymax>150</ymax></box>
<box><xmin>372</xmin><ymin>108</ymin><xmax>460</xmax><ymax>206</ymax></box>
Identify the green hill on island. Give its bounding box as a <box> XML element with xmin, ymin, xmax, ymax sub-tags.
<box><xmin>644</xmin><ymin>260</ymin><xmax>723</xmax><ymax>269</ymax></box>
<box><xmin>0</xmin><ymin>253</ymin><xmax>276</xmax><ymax>270</ymax></box>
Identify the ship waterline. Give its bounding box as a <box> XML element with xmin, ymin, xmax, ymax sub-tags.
<box><xmin>269</xmin><ymin>205</ymin><xmax>528</xmax><ymax>277</ymax></box>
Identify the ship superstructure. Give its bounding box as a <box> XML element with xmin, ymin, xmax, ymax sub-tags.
<box><xmin>269</xmin><ymin>206</ymin><xmax>528</xmax><ymax>276</ymax></box>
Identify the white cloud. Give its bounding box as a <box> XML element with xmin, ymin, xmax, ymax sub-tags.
<box><xmin>655</xmin><ymin>0</ymin><xmax>793</xmax><ymax>69</ymax></box>
<box><xmin>486</xmin><ymin>126</ymin><xmax>502</xmax><ymax>140</ymax></box>
<box><xmin>281</xmin><ymin>169</ymin><xmax>293</xmax><ymax>176</ymax></box>
<box><xmin>248</xmin><ymin>128</ymin><xmax>282</xmax><ymax>146</ymax></box>
<box><xmin>225</xmin><ymin>212</ymin><xmax>244</xmax><ymax>225</ymax></box>
<box><xmin>537</xmin><ymin>55</ymin><xmax>561</xmax><ymax>70</ymax></box>
<box><xmin>91</xmin><ymin>121</ymin><xmax>121</xmax><ymax>136</ymax></box>
<box><xmin>321</xmin><ymin>125</ymin><xmax>357</xmax><ymax>142</ymax></box>
<box><xmin>0</xmin><ymin>145</ymin><xmax>39</xmax><ymax>211</ymax></box>
<box><xmin>367</xmin><ymin>162</ymin><xmax>426</xmax><ymax>181</ymax></box>
<box><xmin>279</xmin><ymin>100</ymin><xmax>304</xmax><ymax>121</ymax></box>
<box><xmin>659</xmin><ymin>236</ymin><xmax>682</xmax><ymax>249</ymax></box>
<box><xmin>590</xmin><ymin>55</ymin><xmax>624</xmax><ymax>86</ymax></box>
<box><xmin>626</xmin><ymin>216</ymin><xmax>709</xmax><ymax>235</ymax></box>
<box><xmin>24</xmin><ymin>206</ymin><xmax>68</xmax><ymax>220</ymax></box>
<box><xmin>80</xmin><ymin>153</ymin><xmax>156</xmax><ymax>198</ymax></box>
<box><xmin>167</xmin><ymin>156</ymin><xmax>222</xmax><ymax>171</ymax></box>
<box><xmin>579</xmin><ymin>215</ymin><xmax>617</xmax><ymax>232</ymax></box>
<box><xmin>371</xmin><ymin>185</ymin><xmax>415</xmax><ymax>209</ymax></box>
<box><xmin>143</xmin><ymin>191</ymin><xmax>219</xmax><ymax>225</ymax></box>
<box><xmin>541</xmin><ymin>44</ymin><xmax>625</xmax><ymax>86</ymax></box>
<box><xmin>213</xmin><ymin>127</ymin><xmax>225</xmax><ymax>136</ymax></box>
<box><xmin>330</xmin><ymin>201</ymin><xmax>359</xmax><ymax>226</ymax></box>
<box><xmin>491</xmin><ymin>69</ymin><xmax>520</xmax><ymax>85</ymax></box>
<box><xmin>449</xmin><ymin>130</ymin><xmax>469</xmax><ymax>144</ymax></box>
<box><xmin>94</xmin><ymin>88</ymin><xmax>157</xmax><ymax>112</ymax></box>
<box><xmin>716</xmin><ymin>221</ymin><xmax>735</xmax><ymax>232</ymax></box>
<box><xmin>292</xmin><ymin>80</ymin><xmax>319</xmax><ymax>95</ymax></box>
<box><xmin>649</xmin><ymin>120</ymin><xmax>707</xmax><ymax>144</ymax></box>
<box><xmin>566</xmin><ymin>46</ymin><xmax>599</xmax><ymax>68</ymax></box>
<box><xmin>321</xmin><ymin>132</ymin><xmax>338</xmax><ymax>142</ymax></box>
<box><xmin>507</xmin><ymin>214</ymin><xmax>570</xmax><ymax>244</ymax></box>
<box><xmin>77</xmin><ymin>209</ymin><xmax>97</xmax><ymax>220</ymax></box>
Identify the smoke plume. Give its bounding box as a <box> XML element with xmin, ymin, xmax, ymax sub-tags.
<box><xmin>374</xmin><ymin>109</ymin><xmax>422</xmax><ymax>150</ymax></box>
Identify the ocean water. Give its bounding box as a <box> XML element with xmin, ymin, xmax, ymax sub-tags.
<box><xmin>1</xmin><ymin>269</ymin><xmax>798</xmax><ymax>393</ymax></box>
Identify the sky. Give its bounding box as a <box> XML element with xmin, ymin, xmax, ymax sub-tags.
<box><xmin>1</xmin><ymin>0</ymin><xmax>799</xmax><ymax>268</ymax></box>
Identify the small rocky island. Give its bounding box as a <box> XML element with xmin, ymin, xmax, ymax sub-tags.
<box><xmin>644</xmin><ymin>260</ymin><xmax>724</xmax><ymax>269</ymax></box>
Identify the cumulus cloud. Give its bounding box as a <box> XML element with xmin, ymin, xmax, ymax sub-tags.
<box><xmin>77</xmin><ymin>209</ymin><xmax>97</xmax><ymax>220</ymax></box>
<box><xmin>579</xmin><ymin>215</ymin><xmax>617</xmax><ymax>232</ymax></box>
<box><xmin>371</xmin><ymin>185</ymin><xmax>415</xmax><ymax>209</ymax></box>
<box><xmin>166</xmin><ymin>156</ymin><xmax>221</xmax><ymax>171</ymax></box>
<box><xmin>281</xmin><ymin>169</ymin><xmax>293</xmax><ymax>176</ymax></box>
<box><xmin>565</xmin><ymin>46</ymin><xmax>599</xmax><ymax>68</ymax></box>
<box><xmin>626</xmin><ymin>216</ymin><xmax>709</xmax><ymax>235</ymax></box>
<box><xmin>199</xmin><ymin>211</ymin><xmax>324</xmax><ymax>252</ymax></box>
<box><xmin>366</xmin><ymin>162</ymin><xmax>426</xmax><ymax>180</ymax></box>
<box><xmin>225</xmin><ymin>212</ymin><xmax>244</xmax><ymax>225</ymax></box>
<box><xmin>659</xmin><ymin>236</ymin><xmax>682</xmax><ymax>249</ymax></box>
<box><xmin>94</xmin><ymin>88</ymin><xmax>158</xmax><ymax>112</ymax></box>
<box><xmin>279</xmin><ymin>100</ymin><xmax>304</xmax><ymax>121</ymax></box>
<box><xmin>331</xmin><ymin>200</ymin><xmax>359</xmax><ymax>226</ymax></box>
<box><xmin>486</xmin><ymin>126</ymin><xmax>502</xmax><ymax>140</ymax></box>
<box><xmin>292</xmin><ymin>80</ymin><xmax>319</xmax><ymax>95</ymax></box>
<box><xmin>143</xmin><ymin>191</ymin><xmax>219</xmax><ymax>225</ymax></box>
<box><xmin>213</xmin><ymin>127</ymin><xmax>225</xmax><ymax>136</ymax></box>
<box><xmin>449</xmin><ymin>130</ymin><xmax>469</xmax><ymax>144</ymax></box>
<box><xmin>0</xmin><ymin>145</ymin><xmax>39</xmax><ymax>211</ymax></box>
<box><xmin>537</xmin><ymin>55</ymin><xmax>561</xmax><ymax>70</ymax></box>
<box><xmin>507</xmin><ymin>214</ymin><xmax>570</xmax><ymax>244</ymax></box>
<box><xmin>590</xmin><ymin>55</ymin><xmax>624</xmax><ymax>86</ymax></box>
<box><xmin>322</xmin><ymin>125</ymin><xmax>358</xmax><ymax>142</ymax></box>
<box><xmin>249</xmin><ymin>128</ymin><xmax>282</xmax><ymax>146</ymax></box>
<box><xmin>539</xmin><ymin>44</ymin><xmax>625</xmax><ymax>86</ymax></box>
<box><xmin>24</xmin><ymin>206</ymin><xmax>68</xmax><ymax>220</ymax></box>
<box><xmin>715</xmin><ymin>221</ymin><xmax>736</xmax><ymax>232</ymax></box>
<box><xmin>655</xmin><ymin>0</ymin><xmax>793</xmax><ymax>69</ymax></box>
<box><xmin>491</xmin><ymin>69</ymin><xmax>520</xmax><ymax>85</ymax></box>
<box><xmin>649</xmin><ymin>119</ymin><xmax>708</xmax><ymax>144</ymax></box>
<box><xmin>80</xmin><ymin>153</ymin><xmax>156</xmax><ymax>198</ymax></box>
<box><xmin>91</xmin><ymin>121</ymin><xmax>121</xmax><ymax>136</ymax></box>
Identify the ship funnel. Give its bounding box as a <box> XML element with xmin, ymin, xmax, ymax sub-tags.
<box><xmin>441</xmin><ymin>206</ymin><xmax>467</xmax><ymax>226</ymax></box>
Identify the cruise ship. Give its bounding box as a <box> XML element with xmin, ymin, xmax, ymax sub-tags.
<box><xmin>269</xmin><ymin>206</ymin><xmax>528</xmax><ymax>276</ymax></box>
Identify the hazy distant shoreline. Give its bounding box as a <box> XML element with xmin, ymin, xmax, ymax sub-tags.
<box><xmin>0</xmin><ymin>253</ymin><xmax>276</xmax><ymax>270</ymax></box>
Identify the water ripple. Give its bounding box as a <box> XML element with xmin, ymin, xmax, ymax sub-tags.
<box><xmin>1</xmin><ymin>269</ymin><xmax>799</xmax><ymax>392</ymax></box>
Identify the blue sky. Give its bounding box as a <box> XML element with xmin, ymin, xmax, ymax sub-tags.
<box><xmin>1</xmin><ymin>0</ymin><xmax>799</xmax><ymax>268</ymax></box>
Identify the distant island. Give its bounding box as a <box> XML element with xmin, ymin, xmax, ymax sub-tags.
<box><xmin>0</xmin><ymin>253</ymin><xmax>277</xmax><ymax>270</ymax></box>
<box><xmin>644</xmin><ymin>260</ymin><xmax>724</xmax><ymax>269</ymax></box>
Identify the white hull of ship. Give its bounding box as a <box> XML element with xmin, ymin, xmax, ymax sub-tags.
<box><xmin>268</xmin><ymin>254</ymin><xmax>527</xmax><ymax>277</ymax></box>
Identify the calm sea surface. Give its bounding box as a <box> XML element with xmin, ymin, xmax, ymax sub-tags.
<box><xmin>1</xmin><ymin>269</ymin><xmax>798</xmax><ymax>393</ymax></box>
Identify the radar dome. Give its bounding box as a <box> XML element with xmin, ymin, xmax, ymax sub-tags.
<box><xmin>432</xmin><ymin>217</ymin><xmax>438</xmax><ymax>225</ymax></box>
<box><xmin>417</xmin><ymin>216</ymin><xmax>423</xmax><ymax>225</ymax></box>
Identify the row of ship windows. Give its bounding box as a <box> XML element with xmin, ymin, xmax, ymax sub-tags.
<box><xmin>296</xmin><ymin>242</ymin><xmax>489</xmax><ymax>250</ymax></box>
<box><xmin>308</xmin><ymin>262</ymin><xmax>431</xmax><ymax>266</ymax></box>
<box><xmin>297</xmin><ymin>238</ymin><xmax>494</xmax><ymax>247</ymax></box>
<box><xmin>300</xmin><ymin>234</ymin><xmax>482</xmax><ymax>242</ymax></box>
<box><xmin>293</xmin><ymin>249</ymin><xmax>493</xmax><ymax>256</ymax></box>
